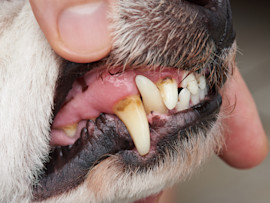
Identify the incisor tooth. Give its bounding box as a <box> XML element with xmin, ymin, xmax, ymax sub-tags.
<box><xmin>191</xmin><ymin>91</ymin><xmax>200</xmax><ymax>105</ymax></box>
<box><xmin>135</xmin><ymin>75</ymin><xmax>167</xmax><ymax>114</ymax></box>
<box><xmin>199</xmin><ymin>88</ymin><xmax>206</xmax><ymax>100</ymax></box>
<box><xmin>182</xmin><ymin>72</ymin><xmax>199</xmax><ymax>95</ymax></box>
<box><xmin>62</xmin><ymin>123</ymin><xmax>77</xmax><ymax>137</ymax></box>
<box><xmin>113</xmin><ymin>95</ymin><xmax>150</xmax><ymax>156</ymax></box>
<box><xmin>198</xmin><ymin>75</ymin><xmax>206</xmax><ymax>89</ymax></box>
<box><xmin>156</xmin><ymin>77</ymin><xmax>178</xmax><ymax>110</ymax></box>
<box><xmin>176</xmin><ymin>88</ymin><xmax>191</xmax><ymax>111</ymax></box>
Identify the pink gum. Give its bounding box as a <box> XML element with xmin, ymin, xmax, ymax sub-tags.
<box><xmin>52</xmin><ymin>67</ymin><xmax>183</xmax><ymax>128</ymax></box>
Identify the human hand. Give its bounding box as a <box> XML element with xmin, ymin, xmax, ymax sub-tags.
<box><xmin>220</xmin><ymin>68</ymin><xmax>268</xmax><ymax>169</ymax></box>
<box><xmin>29</xmin><ymin>0</ymin><xmax>268</xmax><ymax>170</ymax></box>
<box><xmin>30</xmin><ymin>0</ymin><xmax>113</xmax><ymax>63</ymax></box>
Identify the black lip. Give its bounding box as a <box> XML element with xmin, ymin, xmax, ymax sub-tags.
<box><xmin>33</xmin><ymin>93</ymin><xmax>222</xmax><ymax>201</ymax></box>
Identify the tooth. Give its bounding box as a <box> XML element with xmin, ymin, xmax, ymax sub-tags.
<box><xmin>176</xmin><ymin>88</ymin><xmax>191</xmax><ymax>111</ymax></box>
<box><xmin>135</xmin><ymin>75</ymin><xmax>167</xmax><ymax>114</ymax></box>
<box><xmin>182</xmin><ymin>72</ymin><xmax>199</xmax><ymax>95</ymax></box>
<box><xmin>199</xmin><ymin>88</ymin><xmax>206</xmax><ymax>100</ymax></box>
<box><xmin>156</xmin><ymin>77</ymin><xmax>178</xmax><ymax>110</ymax></box>
<box><xmin>62</xmin><ymin>124</ymin><xmax>77</xmax><ymax>137</ymax></box>
<box><xmin>191</xmin><ymin>91</ymin><xmax>200</xmax><ymax>105</ymax></box>
<box><xmin>114</xmin><ymin>95</ymin><xmax>150</xmax><ymax>156</ymax></box>
<box><xmin>198</xmin><ymin>75</ymin><xmax>206</xmax><ymax>90</ymax></box>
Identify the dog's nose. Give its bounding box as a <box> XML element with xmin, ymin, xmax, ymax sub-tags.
<box><xmin>185</xmin><ymin>0</ymin><xmax>235</xmax><ymax>51</ymax></box>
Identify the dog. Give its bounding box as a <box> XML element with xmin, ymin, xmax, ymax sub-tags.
<box><xmin>0</xmin><ymin>0</ymin><xmax>237</xmax><ymax>202</ymax></box>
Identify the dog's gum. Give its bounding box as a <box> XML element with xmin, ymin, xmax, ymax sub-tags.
<box><xmin>52</xmin><ymin>68</ymin><xmax>183</xmax><ymax>128</ymax></box>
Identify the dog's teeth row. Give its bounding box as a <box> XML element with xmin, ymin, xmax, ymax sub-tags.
<box><xmin>60</xmin><ymin>72</ymin><xmax>208</xmax><ymax>156</ymax></box>
<box><xmin>135</xmin><ymin>72</ymin><xmax>208</xmax><ymax>113</ymax></box>
<box><xmin>114</xmin><ymin>72</ymin><xmax>208</xmax><ymax>156</ymax></box>
<box><xmin>176</xmin><ymin>75</ymin><xmax>208</xmax><ymax>111</ymax></box>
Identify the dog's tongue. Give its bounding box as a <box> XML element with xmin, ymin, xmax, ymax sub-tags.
<box><xmin>51</xmin><ymin>67</ymin><xmax>182</xmax><ymax>155</ymax></box>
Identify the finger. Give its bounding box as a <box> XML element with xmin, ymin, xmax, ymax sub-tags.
<box><xmin>30</xmin><ymin>0</ymin><xmax>112</xmax><ymax>63</ymax></box>
<box><xmin>220</xmin><ymin>68</ymin><xmax>268</xmax><ymax>169</ymax></box>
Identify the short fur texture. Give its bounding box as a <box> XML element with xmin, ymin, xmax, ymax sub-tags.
<box><xmin>0</xmin><ymin>0</ymin><xmax>236</xmax><ymax>202</ymax></box>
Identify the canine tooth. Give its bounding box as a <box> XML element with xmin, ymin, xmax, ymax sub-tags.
<box><xmin>191</xmin><ymin>91</ymin><xmax>200</xmax><ymax>105</ymax></box>
<box><xmin>62</xmin><ymin>124</ymin><xmax>77</xmax><ymax>137</ymax></box>
<box><xmin>182</xmin><ymin>72</ymin><xmax>199</xmax><ymax>95</ymax></box>
<box><xmin>198</xmin><ymin>75</ymin><xmax>206</xmax><ymax>90</ymax></box>
<box><xmin>156</xmin><ymin>77</ymin><xmax>178</xmax><ymax>110</ymax></box>
<box><xmin>114</xmin><ymin>95</ymin><xmax>150</xmax><ymax>156</ymax></box>
<box><xmin>135</xmin><ymin>75</ymin><xmax>167</xmax><ymax>114</ymax></box>
<box><xmin>176</xmin><ymin>88</ymin><xmax>191</xmax><ymax>111</ymax></box>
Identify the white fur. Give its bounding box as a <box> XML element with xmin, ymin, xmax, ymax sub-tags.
<box><xmin>0</xmin><ymin>1</ymin><xmax>59</xmax><ymax>202</ymax></box>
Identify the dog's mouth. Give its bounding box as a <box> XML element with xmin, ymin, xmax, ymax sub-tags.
<box><xmin>33</xmin><ymin>65</ymin><xmax>222</xmax><ymax>200</ymax></box>
<box><xmin>32</xmin><ymin>0</ymin><xmax>236</xmax><ymax>201</ymax></box>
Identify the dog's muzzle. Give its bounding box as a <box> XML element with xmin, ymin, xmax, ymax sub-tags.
<box><xmin>33</xmin><ymin>0</ymin><xmax>235</xmax><ymax>201</ymax></box>
<box><xmin>187</xmin><ymin>0</ymin><xmax>235</xmax><ymax>51</ymax></box>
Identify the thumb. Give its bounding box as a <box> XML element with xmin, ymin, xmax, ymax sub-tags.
<box><xmin>220</xmin><ymin>68</ymin><xmax>268</xmax><ymax>169</ymax></box>
<box><xmin>30</xmin><ymin>0</ymin><xmax>112</xmax><ymax>63</ymax></box>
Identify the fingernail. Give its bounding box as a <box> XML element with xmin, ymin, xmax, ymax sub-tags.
<box><xmin>58</xmin><ymin>0</ymin><xmax>111</xmax><ymax>54</ymax></box>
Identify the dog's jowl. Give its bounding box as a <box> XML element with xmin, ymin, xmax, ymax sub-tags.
<box><xmin>0</xmin><ymin>0</ymin><xmax>236</xmax><ymax>202</ymax></box>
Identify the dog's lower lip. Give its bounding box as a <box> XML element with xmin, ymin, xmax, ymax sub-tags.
<box><xmin>33</xmin><ymin>93</ymin><xmax>221</xmax><ymax>201</ymax></box>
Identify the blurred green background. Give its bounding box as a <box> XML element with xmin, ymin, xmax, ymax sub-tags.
<box><xmin>173</xmin><ymin>1</ymin><xmax>270</xmax><ymax>202</ymax></box>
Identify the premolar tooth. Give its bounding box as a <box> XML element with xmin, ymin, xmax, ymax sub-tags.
<box><xmin>182</xmin><ymin>72</ymin><xmax>199</xmax><ymax>95</ymax></box>
<box><xmin>114</xmin><ymin>95</ymin><xmax>150</xmax><ymax>156</ymax></box>
<box><xmin>198</xmin><ymin>75</ymin><xmax>206</xmax><ymax>89</ymax></box>
<box><xmin>156</xmin><ymin>77</ymin><xmax>178</xmax><ymax>110</ymax></box>
<box><xmin>135</xmin><ymin>75</ymin><xmax>167</xmax><ymax>114</ymax></box>
<box><xmin>191</xmin><ymin>91</ymin><xmax>200</xmax><ymax>105</ymax></box>
<box><xmin>176</xmin><ymin>88</ymin><xmax>191</xmax><ymax>111</ymax></box>
<box><xmin>62</xmin><ymin>124</ymin><xmax>77</xmax><ymax>138</ymax></box>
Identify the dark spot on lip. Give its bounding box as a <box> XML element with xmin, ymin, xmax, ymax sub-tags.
<box><xmin>33</xmin><ymin>93</ymin><xmax>222</xmax><ymax>201</ymax></box>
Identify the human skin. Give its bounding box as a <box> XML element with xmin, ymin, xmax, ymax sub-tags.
<box><xmin>29</xmin><ymin>0</ymin><xmax>269</xmax><ymax>201</ymax></box>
